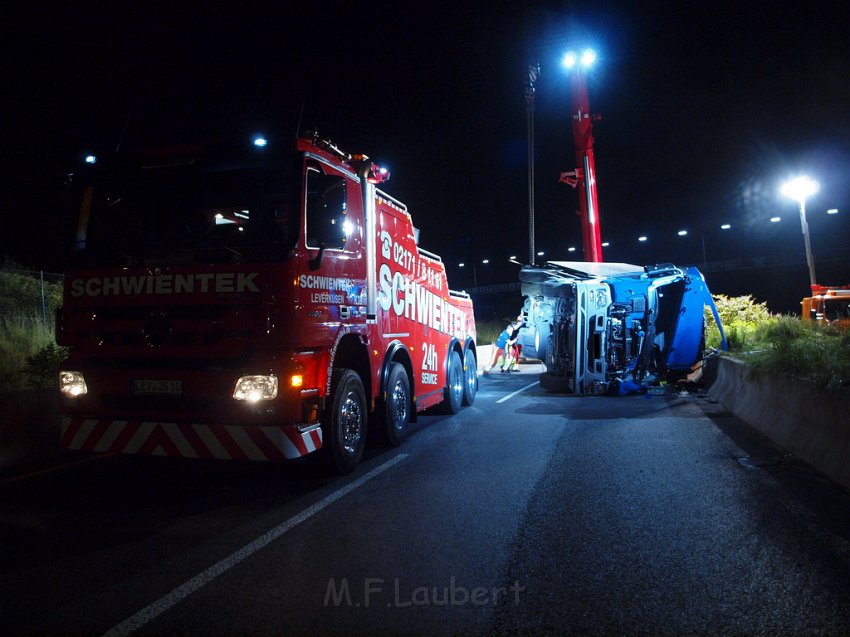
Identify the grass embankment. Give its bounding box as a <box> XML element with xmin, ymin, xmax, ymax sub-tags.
<box><xmin>706</xmin><ymin>294</ymin><xmax>850</xmax><ymax>393</ymax></box>
<box><xmin>0</xmin><ymin>269</ymin><xmax>65</xmax><ymax>392</ymax></box>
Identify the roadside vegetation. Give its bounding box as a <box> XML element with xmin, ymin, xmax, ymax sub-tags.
<box><xmin>475</xmin><ymin>320</ymin><xmax>506</xmax><ymax>347</ymax></box>
<box><xmin>705</xmin><ymin>294</ymin><xmax>850</xmax><ymax>393</ymax></box>
<box><xmin>0</xmin><ymin>264</ymin><xmax>66</xmax><ymax>392</ymax></box>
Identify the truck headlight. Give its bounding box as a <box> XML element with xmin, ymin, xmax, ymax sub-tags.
<box><xmin>59</xmin><ymin>371</ymin><xmax>88</xmax><ymax>397</ymax></box>
<box><xmin>232</xmin><ymin>375</ymin><xmax>278</xmax><ymax>402</ymax></box>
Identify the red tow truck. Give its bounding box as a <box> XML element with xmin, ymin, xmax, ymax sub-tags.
<box><xmin>57</xmin><ymin>132</ymin><xmax>477</xmax><ymax>473</ymax></box>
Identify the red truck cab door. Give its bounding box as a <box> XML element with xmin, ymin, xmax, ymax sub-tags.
<box><xmin>298</xmin><ymin>160</ymin><xmax>366</xmax><ymax>341</ymax></box>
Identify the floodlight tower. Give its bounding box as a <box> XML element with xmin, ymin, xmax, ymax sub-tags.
<box><xmin>559</xmin><ymin>49</ymin><xmax>603</xmax><ymax>262</ymax></box>
<box><xmin>781</xmin><ymin>175</ymin><xmax>820</xmax><ymax>288</ymax></box>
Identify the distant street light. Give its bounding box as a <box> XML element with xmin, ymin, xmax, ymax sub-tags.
<box><xmin>780</xmin><ymin>175</ymin><xmax>820</xmax><ymax>287</ymax></box>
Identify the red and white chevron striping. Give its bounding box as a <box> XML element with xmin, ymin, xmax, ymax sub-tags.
<box><xmin>61</xmin><ymin>417</ymin><xmax>322</xmax><ymax>461</ymax></box>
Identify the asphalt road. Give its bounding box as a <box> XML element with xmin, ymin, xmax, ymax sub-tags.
<box><xmin>2</xmin><ymin>365</ymin><xmax>850</xmax><ymax>636</ymax></box>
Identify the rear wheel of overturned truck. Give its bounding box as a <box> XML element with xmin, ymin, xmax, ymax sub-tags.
<box><xmin>539</xmin><ymin>371</ymin><xmax>574</xmax><ymax>394</ymax></box>
<box><xmin>381</xmin><ymin>362</ymin><xmax>412</xmax><ymax>447</ymax></box>
<box><xmin>324</xmin><ymin>369</ymin><xmax>367</xmax><ymax>474</ymax></box>
<box><xmin>534</xmin><ymin>321</ymin><xmax>552</xmax><ymax>368</ymax></box>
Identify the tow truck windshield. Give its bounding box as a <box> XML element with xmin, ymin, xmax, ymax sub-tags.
<box><xmin>69</xmin><ymin>144</ymin><xmax>299</xmax><ymax>268</ymax></box>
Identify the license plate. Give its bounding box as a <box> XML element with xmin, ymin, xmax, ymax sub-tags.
<box><xmin>132</xmin><ymin>379</ymin><xmax>183</xmax><ymax>395</ymax></box>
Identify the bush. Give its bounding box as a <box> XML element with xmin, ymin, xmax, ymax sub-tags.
<box><xmin>25</xmin><ymin>342</ymin><xmax>68</xmax><ymax>389</ymax></box>
<box><xmin>0</xmin><ymin>317</ymin><xmax>58</xmax><ymax>391</ymax></box>
<box><xmin>705</xmin><ymin>294</ymin><xmax>771</xmax><ymax>351</ymax></box>
<box><xmin>476</xmin><ymin>319</ymin><xmax>509</xmax><ymax>345</ymax></box>
<box><xmin>0</xmin><ymin>264</ymin><xmax>65</xmax><ymax>391</ymax></box>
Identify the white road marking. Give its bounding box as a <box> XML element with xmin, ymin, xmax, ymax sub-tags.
<box><xmin>496</xmin><ymin>381</ymin><xmax>540</xmax><ymax>403</ymax></box>
<box><xmin>102</xmin><ymin>453</ymin><xmax>410</xmax><ymax>637</ymax></box>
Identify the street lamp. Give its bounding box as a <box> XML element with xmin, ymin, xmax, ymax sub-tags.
<box><xmin>780</xmin><ymin>175</ymin><xmax>819</xmax><ymax>287</ymax></box>
<box><xmin>525</xmin><ymin>62</ymin><xmax>540</xmax><ymax>265</ymax></box>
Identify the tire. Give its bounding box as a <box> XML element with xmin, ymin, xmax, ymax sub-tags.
<box><xmin>534</xmin><ymin>322</ymin><xmax>550</xmax><ymax>366</ymax></box>
<box><xmin>324</xmin><ymin>369</ymin><xmax>367</xmax><ymax>474</ymax></box>
<box><xmin>539</xmin><ymin>371</ymin><xmax>574</xmax><ymax>394</ymax></box>
<box><xmin>539</xmin><ymin>281</ymin><xmax>575</xmax><ymax>297</ymax></box>
<box><xmin>518</xmin><ymin>267</ymin><xmax>552</xmax><ymax>284</ymax></box>
<box><xmin>442</xmin><ymin>350</ymin><xmax>464</xmax><ymax>414</ymax></box>
<box><xmin>462</xmin><ymin>349</ymin><xmax>477</xmax><ymax>406</ymax></box>
<box><xmin>382</xmin><ymin>362</ymin><xmax>411</xmax><ymax>447</ymax></box>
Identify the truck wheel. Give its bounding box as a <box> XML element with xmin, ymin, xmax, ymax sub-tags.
<box><xmin>442</xmin><ymin>350</ymin><xmax>464</xmax><ymax>414</ymax></box>
<box><xmin>325</xmin><ymin>369</ymin><xmax>367</xmax><ymax>474</ymax></box>
<box><xmin>534</xmin><ymin>323</ymin><xmax>550</xmax><ymax>366</ymax></box>
<box><xmin>462</xmin><ymin>349</ymin><xmax>477</xmax><ymax>406</ymax></box>
<box><xmin>382</xmin><ymin>362</ymin><xmax>411</xmax><ymax>447</ymax></box>
<box><xmin>540</xmin><ymin>371</ymin><xmax>573</xmax><ymax>394</ymax></box>
<box><xmin>519</xmin><ymin>267</ymin><xmax>551</xmax><ymax>284</ymax></box>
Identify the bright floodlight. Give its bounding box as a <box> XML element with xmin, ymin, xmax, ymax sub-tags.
<box><xmin>638</xmin><ymin>236</ymin><xmax>648</xmax><ymax>242</ymax></box>
<box><xmin>563</xmin><ymin>49</ymin><xmax>597</xmax><ymax>70</ymax></box>
<box><xmin>581</xmin><ymin>49</ymin><xmax>597</xmax><ymax>67</ymax></box>
<box><xmin>84</xmin><ymin>155</ymin><xmax>97</xmax><ymax>164</ymax></box>
<box><xmin>677</xmin><ymin>229</ymin><xmax>688</xmax><ymax>236</ymax></box>
<box><xmin>721</xmin><ymin>223</ymin><xmax>732</xmax><ymax>230</ymax></box>
<box><xmin>253</xmin><ymin>135</ymin><xmax>268</xmax><ymax>147</ymax></box>
<box><xmin>770</xmin><ymin>216</ymin><xmax>781</xmax><ymax>223</ymax></box>
<box><xmin>827</xmin><ymin>208</ymin><xmax>838</xmax><ymax>215</ymax></box>
<box><xmin>781</xmin><ymin>176</ymin><xmax>819</xmax><ymax>203</ymax></box>
<box><xmin>780</xmin><ymin>174</ymin><xmax>820</xmax><ymax>287</ymax></box>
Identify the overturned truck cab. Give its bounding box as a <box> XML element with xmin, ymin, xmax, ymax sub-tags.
<box><xmin>517</xmin><ymin>262</ymin><xmax>726</xmax><ymax>395</ymax></box>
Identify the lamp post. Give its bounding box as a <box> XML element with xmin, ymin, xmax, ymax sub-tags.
<box><xmin>781</xmin><ymin>176</ymin><xmax>819</xmax><ymax>288</ymax></box>
<box><xmin>525</xmin><ymin>63</ymin><xmax>540</xmax><ymax>265</ymax></box>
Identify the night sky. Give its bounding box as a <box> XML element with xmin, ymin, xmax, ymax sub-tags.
<box><xmin>2</xmin><ymin>1</ymin><xmax>848</xmax><ymax>312</ymax></box>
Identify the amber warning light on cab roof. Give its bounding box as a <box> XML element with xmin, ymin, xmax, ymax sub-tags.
<box><xmin>351</xmin><ymin>153</ymin><xmax>390</xmax><ymax>184</ymax></box>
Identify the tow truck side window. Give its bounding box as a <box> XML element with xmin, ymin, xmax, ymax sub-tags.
<box><xmin>305</xmin><ymin>167</ymin><xmax>348</xmax><ymax>250</ymax></box>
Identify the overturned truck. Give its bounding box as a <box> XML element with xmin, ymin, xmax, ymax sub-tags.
<box><xmin>517</xmin><ymin>262</ymin><xmax>726</xmax><ymax>394</ymax></box>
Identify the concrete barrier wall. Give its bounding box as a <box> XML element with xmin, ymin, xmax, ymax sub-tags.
<box><xmin>707</xmin><ymin>356</ymin><xmax>850</xmax><ymax>491</ymax></box>
<box><xmin>477</xmin><ymin>345</ymin><xmax>494</xmax><ymax>372</ymax></box>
